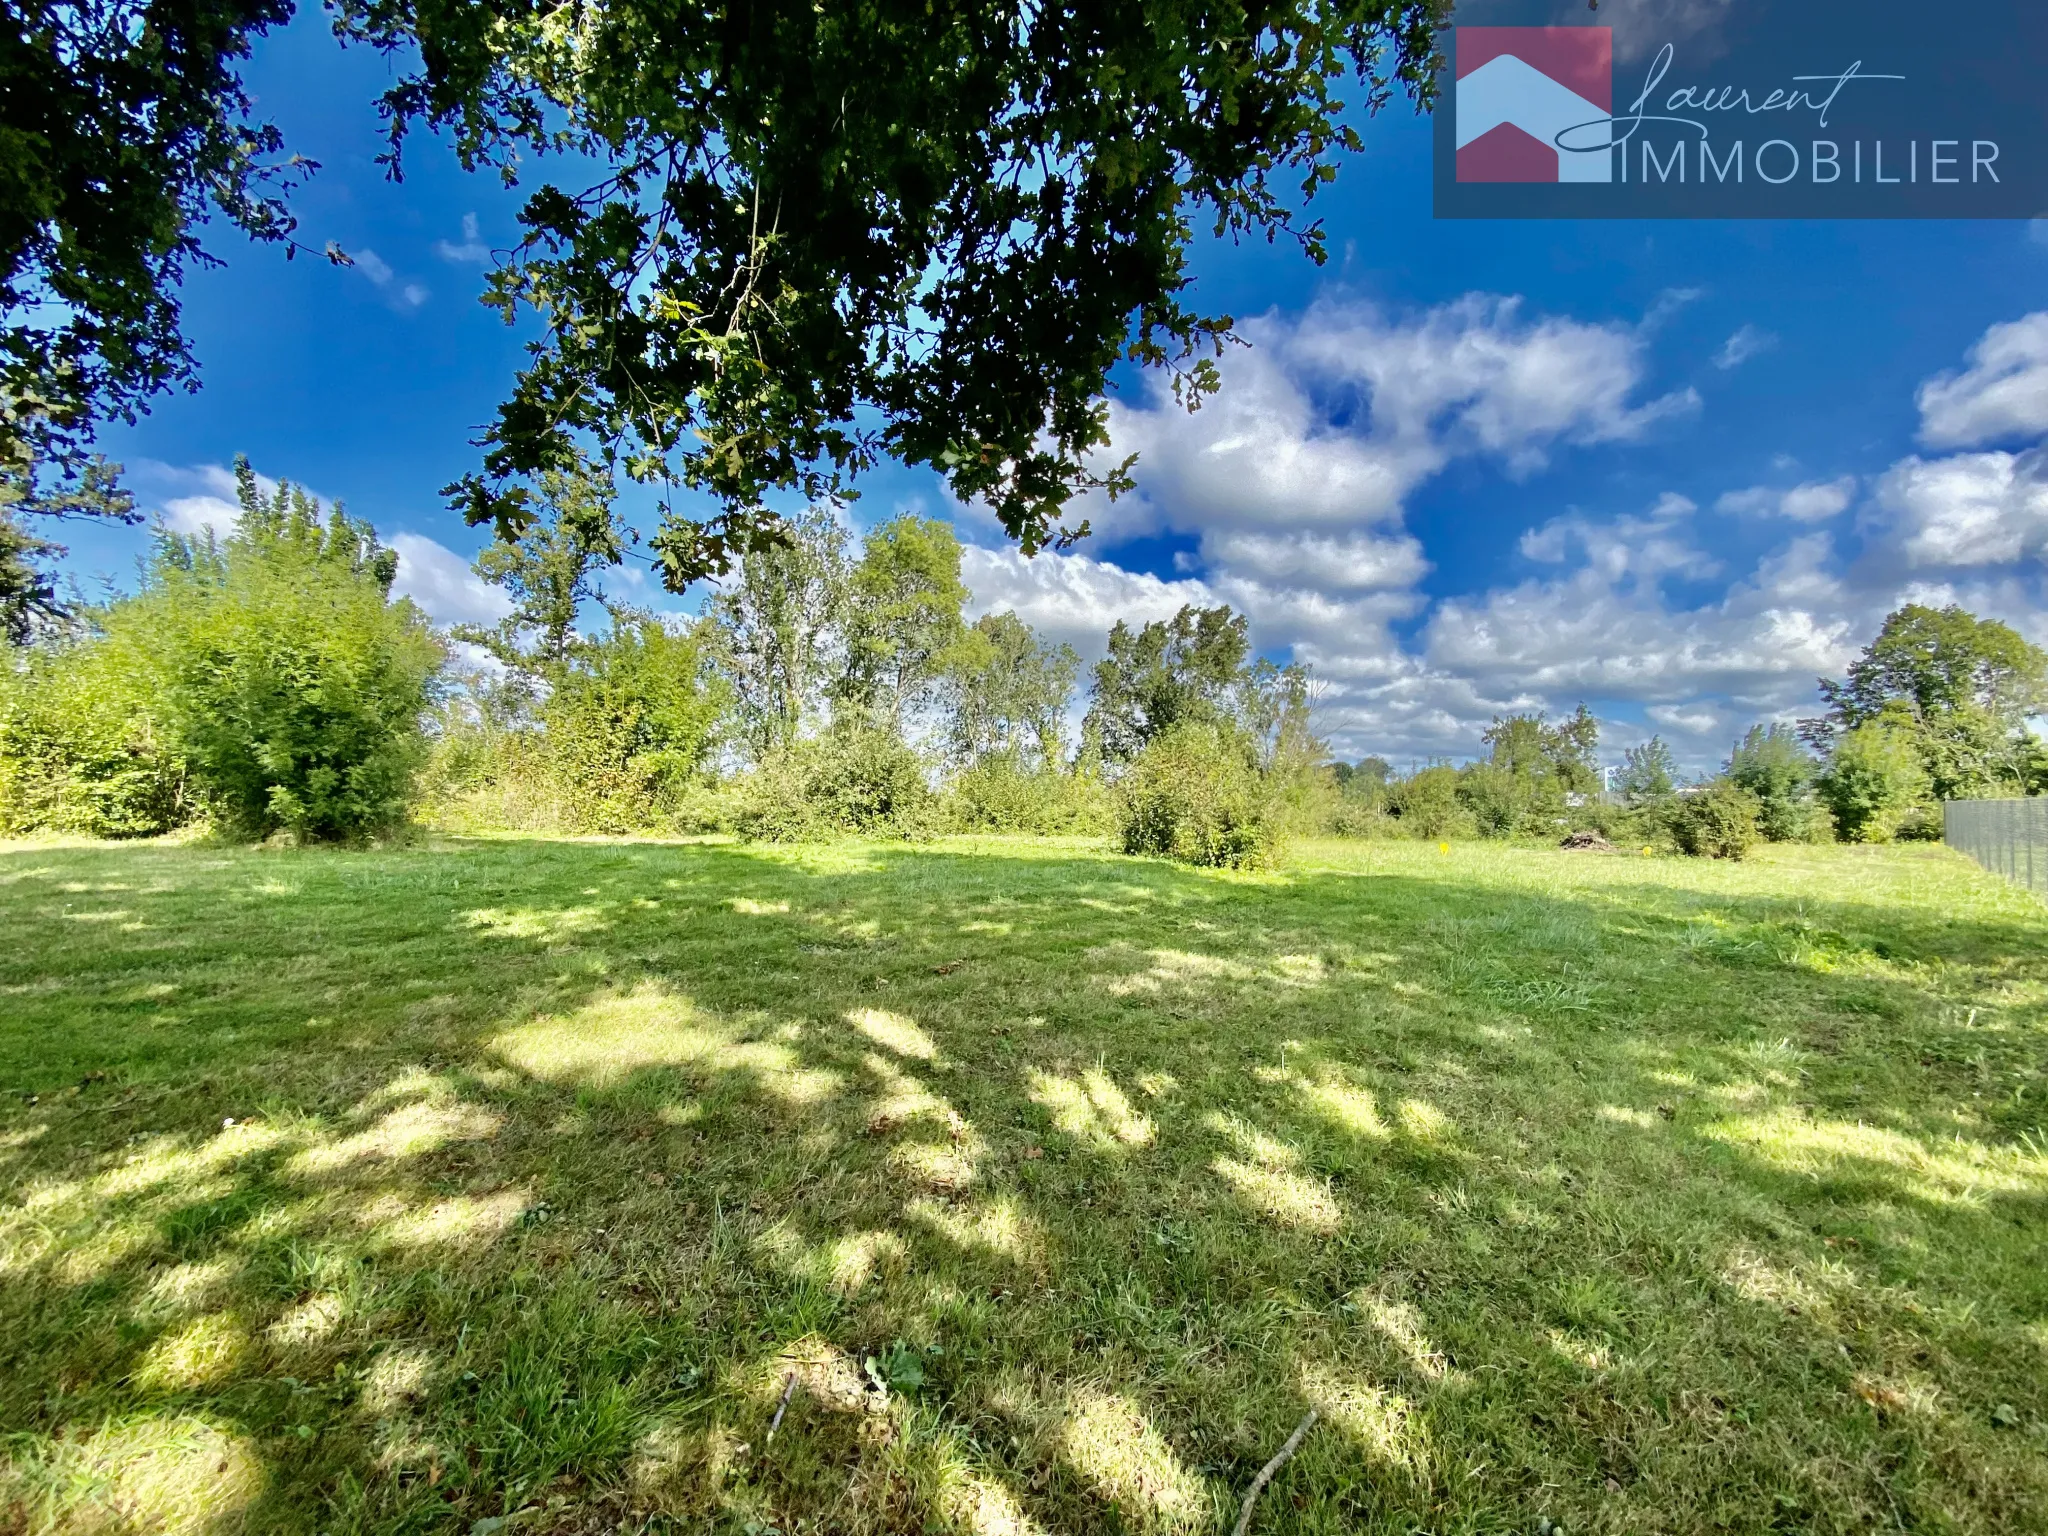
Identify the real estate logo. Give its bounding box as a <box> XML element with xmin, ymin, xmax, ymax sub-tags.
<box><xmin>1433</xmin><ymin>0</ymin><xmax>2045</xmax><ymax>219</ymax></box>
<box><xmin>1455</xmin><ymin>27</ymin><xmax>1612</xmax><ymax>184</ymax></box>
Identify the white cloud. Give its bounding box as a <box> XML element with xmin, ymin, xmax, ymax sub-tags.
<box><xmin>1714</xmin><ymin>475</ymin><xmax>1855</xmax><ymax>522</ymax></box>
<box><xmin>1714</xmin><ymin>323</ymin><xmax>1777</xmax><ymax>370</ymax></box>
<box><xmin>390</xmin><ymin>533</ymin><xmax>514</xmax><ymax>627</ymax></box>
<box><xmin>960</xmin><ymin>545</ymin><xmax>1215</xmax><ymax>661</ymax></box>
<box><xmin>946</xmin><ymin>300</ymin><xmax>2048</xmax><ymax>769</ymax></box>
<box><xmin>1091</xmin><ymin>293</ymin><xmax>1698</xmax><ymax>574</ymax></box>
<box><xmin>1916</xmin><ymin>311</ymin><xmax>2048</xmax><ymax>448</ymax></box>
<box><xmin>352</xmin><ymin>247</ymin><xmax>428</xmax><ymax>310</ymax></box>
<box><xmin>435</xmin><ymin>213</ymin><xmax>490</xmax><ymax>264</ymax></box>
<box><xmin>1867</xmin><ymin>449</ymin><xmax>2048</xmax><ymax>569</ymax></box>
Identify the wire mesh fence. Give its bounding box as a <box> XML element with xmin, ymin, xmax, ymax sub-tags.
<box><xmin>1943</xmin><ymin>798</ymin><xmax>2048</xmax><ymax>897</ymax></box>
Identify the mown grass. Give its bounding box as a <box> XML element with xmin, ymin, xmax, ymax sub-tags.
<box><xmin>1</xmin><ymin>833</ymin><xmax>2044</xmax><ymax>1536</ymax></box>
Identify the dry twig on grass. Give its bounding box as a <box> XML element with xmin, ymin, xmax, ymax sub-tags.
<box><xmin>1232</xmin><ymin>1408</ymin><xmax>1320</xmax><ymax>1536</ymax></box>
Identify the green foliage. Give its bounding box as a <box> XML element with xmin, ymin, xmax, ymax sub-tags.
<box><xmin>1670</xmin><ymin>779</ymin><xmax>1763</xmax><ymax>860</ymax></box>
<box><xmin>705</xmin><ymin>508</ymin><xmax>852</xmax><ymax>761</ymax></box>
<box><xmin>0</xmin><ymin>630</ymin><xmax>187</xmax><ymax>836</ymax></box>
<box><xmin>3</xmin><ymin>462</ymin><xmax>435</xmax><ymax>843</ymax></box>
<box><xmin>1816</xmin><ymin>722</ymin><xmax>1932</xmax><ymax>844</ymax></box>
<box><xmin>539</xmin><ymin>611</ymin><xmax>728</xmax><ymax>834</ymax></box>
<box><xmin>945</xmin><ymin>753</ymin><xmax>1110</xmax><ymax>836</ymax></box>
<box><xmin>334</xmin><ymin>0</ymin><xmax>1447</xmax><ymax>582</ymax></box>
<box><xmin>1812</xmin><ymin>603</ymin><xmax>2047</xmax><ymax>799</ymax></box>
<box><xmin>0</xmin><ymin>453</ymin><xmax>138</xmax><ymax>642</ymax></box>
<box><xmin>836</xmin><ymin>515</ymin><xmax>968</xmax><ymax>728</ymax></box>
<box><xmin>1618</xmin><ymin>735</ymin><xmax>1678</xmax><ymax>801</ymax></box>
<box><xmin>1116</xmin><ymin>720</ymin><xmax>1284</xmax><ymax>869</ymax></box>
<box><xmin>736</xmin><ymin>724</ymin><xmax>938</xmax><ymax>843</ymax></box>
<box><xmin>1</xmin><ymin>0</ymin><xmax>318</xmax><ymax>479</ymax></box>
<box><xmin>455</xmin><ymin>460</ymin><xmax>624</xmax><ymax>674</ymax></box>
<box><xmin>1387</xmin><ymin>764</ymin><xmax>1472</xmax><ymax>839</ymax></box>
<box><xmin>1086</xmin><ymin>605</ymin><xmax>1251</xmax><ymax>763</ymax></box>
<box><xmin>943</xmin><ymin>610</ymin><xmax>1078</xmax><ymax>769</ymax></box>
<box><xmin>1450</xmin><ymin>706</ymin><xmax>1602</xmax><ymax>838</ymax></box>
<box><xmin>1726</xmin><ymin>723</ymin><xmax>1823</xmax><ymax>842</ymax></box>
<box><xmin>133</xmin><ymin>466</ymin><xmax>437</xmax><ymax>840</ymax></box>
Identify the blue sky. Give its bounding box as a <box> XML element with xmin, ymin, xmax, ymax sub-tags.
<box><xmin>62</xmin><ymin>10</ymin><xmax>2048</xmax><ymax>770</ymax></box>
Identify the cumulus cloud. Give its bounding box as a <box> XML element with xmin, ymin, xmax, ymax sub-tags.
<box><xmin>389</xmin><ymin>533</ymin><xmax>514</xmax><ymax>627</ymax></box>
<box><xmin>1714</xmin><ymin>475</ymin><xmax>1856</xmax><ymax>522</ymax></box>
<box><xmin>1916</xmin><ymin>311</ymin><xmax>2048</xmax><ymax>448</ymax></box>
<box><xmin>1093</xmin><ymin>293</ymin><xmax>1697</xmax><ymax>570</ymax></box>
<box><xmin>959</xmin><ymin>545</ymin><xmax>1215</xmax><ymax>660</ymax></box>
<box><xmin>1713</xmin><ymin>323</ymin><xmax>1777</xmax><ymax>370</ymax></box>
<box><xmin>1867</xmin><ymin>449</ymin><xmax>2048</xmax><ymax>569</ymax></box>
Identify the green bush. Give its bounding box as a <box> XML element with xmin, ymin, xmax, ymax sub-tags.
<box><xmin>1816</xmin><ymin>722</ymin><xmax>1931</xmax><ymax>844</ymax></box>
<box><xmin>1116</xmin><ymin>721</ymin><xmax>1284</xmax><ymax>869</ymax></box>
<box><xmin>539</xmin><ymin>613</ymin><xmax>726</xmax><ymax>833</ymax></box>
<box><xmin>136</xmin><ymin>540</ymin><xmax>439</xmax><ymax>841</ymax></box>
<box><xmin>736</xmin><ymin>724</ymin><xmax>938</xmax><ymax>842</ymax></box>
<box><xmin>0</xmin><ymin>633</ymin><xmax>189</xmax><ymax>837</ymax></box>
<box><xmin>3</xmin><ymin>476</ymin><xmax>437</xmax><ymax>843</ymax></box>
<box><xmin>1671</xmin><ymin>779</ymin><xmax>1763</xmax><ymax>859</ymax></box>
<box><xmin>1726</xmin><ymin>723</ymin><xmax>1824</xmax><ymax>842</ymax></box>
<box><xmin>945</xmin><ymin>752</ymin><xmax>1111</xmax><ymax>835</ymax></box>
<box><xmin>1386</xmin><ymin>765</ymin><xmax>1474</xmax><ymax>840</ymax></box>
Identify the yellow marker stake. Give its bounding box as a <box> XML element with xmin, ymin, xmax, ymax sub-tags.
<box><xmin>1438</xmin><ymin>842</ymin><xmax>1449</xmax><ymax>854</ymax></box>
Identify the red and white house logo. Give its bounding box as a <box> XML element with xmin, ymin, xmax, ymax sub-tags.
<box><xmin>1455</xmin><ymin>27</ymin><xmax>1613</xmax><ymax>183</ymax></box>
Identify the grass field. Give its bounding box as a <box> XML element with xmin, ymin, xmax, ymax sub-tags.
<box><xmin>2</xmin><ymin>834</ymin><xmax>2045</xmax><ymax>1536</ymax></box>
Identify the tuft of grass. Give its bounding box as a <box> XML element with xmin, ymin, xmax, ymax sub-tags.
<box><xmin>1</xmin><ymin>832</ymin><xmax>2045</xmax><ymax>1534</ymax></box>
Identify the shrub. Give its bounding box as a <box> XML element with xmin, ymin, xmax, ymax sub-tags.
<box><xmin>3</xmin><ymin>478</ymin><xmax>438</xmax><ymax>844</ymax></box>
<box><xmin>1116</xmin><ymin>720</ymin><xmax>1284</xmax><ymax>869</ymax></box>
<box><xmin>1816</xmin><ymin>722</ymin><xmax>1930</xmax><ymax>843</ymax></box>
<box><xmin>1386</xmin><ymin>765</ymin><xmax>1474</xmax><ymax>840</ymax></box>
<box><xmin>1456</xmin><ymin>759</ymin><xmax>1568</xmax><ymax>839</ymax></box>
<box><xmin>1727</xmin><ymin>723</ymin><xmax>1822</xmax><ymax>842</ymax></box>
<box><xmin>736</xmin><ymin>724</ymin><xmax>938</xmax><ymax>842</ymax></box>
<box><xmin>540</xmin><ymin>613</ymin><xmax>725</xmax><ymax>833</ymax></box>
<box><xmin>141</xmin><ymin>562</ymin><xmax>437</xmax><ymax>840</ymax></box>
<box><xmin>946</xmin><ymin>752</ymin><xmax>1111</xmax><ymax>835</ymax></box>
<box><xmin>1670</xmin><ymin>779</ymin><xmax>1763</xmax><ymax>859</ymax></box>
<box><xmin>0</xmin><ymin>632</ymin><xmax>189</xmax><ymax>837</ymax></box>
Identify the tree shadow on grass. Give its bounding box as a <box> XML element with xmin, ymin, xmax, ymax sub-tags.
<box><xmin>1</xmin><ymin>836</ymin><xmax>2045</xmax><ymax>1536</ymax></box>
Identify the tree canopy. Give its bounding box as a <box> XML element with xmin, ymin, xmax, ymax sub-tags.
<box><xmin>1808</xmin><ymin>603</ymin><xmax>2046</xmax><ymax>798</ymax></box>
<box><xmin>3</xmin><ymin>0</ymin><xmax>1448</xmax><ymax>588</ymax></box>
<box><xmin>0</xmin><ymin>0</ymin><xmax>332</xmax><ymax>485</ymax></box>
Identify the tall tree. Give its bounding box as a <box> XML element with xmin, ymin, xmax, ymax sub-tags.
<box><xmin>836</xmin><ymin>515</ymin><xmax>969</xmax><ymax>729</ymax></box>
<box><xmin>944</xmin><ymin>610</ymin><xmax>1079</xmax><ymax>768</ymax></box>
<box><xmin>1726</xmin><ymin>723</ymin><xmax>1818</xmax><ymax>841</ymax></box>
<box><xmin>1808</xmin><ymin>603</ymin><xmax>2046</xmax><ymax>798</ymax></box>
<box><xmin>1085</xmin><ymin>604</ymin><xmax>1250</xmax><ymax>763</ymax></box>
<box><xmin>703</xmin><ymin>506</ymin><xmax>851</xmax><ymax>760</ymax></box>
<box><xmin>1617</xmin><ymin>736</ymin><xmax>1677</xmax><ymax>801</ymax></box>
<box><xmin>457</xmin><ymin>460</ymin><xmax>624</xmax><ymax>674</ymax></box>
